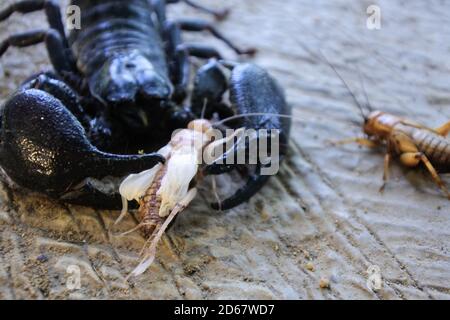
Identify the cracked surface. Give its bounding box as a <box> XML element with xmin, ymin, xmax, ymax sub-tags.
<box><xmin>0</xmin><ymin>0</ymin><xmax>449</xmax><ymax>299</ymax></box>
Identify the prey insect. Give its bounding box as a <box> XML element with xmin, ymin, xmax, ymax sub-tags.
<box><xmin>116</xmin><ymin>111</ymin><xmax>285</xmax><ymax>277</ymax></box>
<box><xmin>117</xmin><ymin>118</ymin><xmax>213</xmax><ymax>277</ymax></box>
<box><xmin>327</xmin><ymin>59</ymin><xmax>450</xmax><ymax>199</ymax></box>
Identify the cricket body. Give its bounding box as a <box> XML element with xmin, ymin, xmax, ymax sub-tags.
<box><xmin>118</xmin><ymin>119</ymin><xmax>227</xmax><ymax>277</ymax></box>
<box><xmin>120</xmin><ymin>119</ymin><xmax>214</xmax><ymax>234</ymax></box>
<box><xmin>360</xmin><ymin>111</ymin><xmax>450</xmax><ymax>198</ymax></box>
<box><xmin>324</xmin><ymin>57</ymin><xmax>450</xmax><ymax>199</ymax></box>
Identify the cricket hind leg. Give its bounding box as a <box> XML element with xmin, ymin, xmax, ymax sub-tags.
<box><xmin>436</xmin><ymin>121</ymin><xmax>450</xmax><ymax>137</ymax></box>
<box><xmin>400</xmin><ymin>152</ymin><xmax>450</xmax><ymax>199</ymax></box>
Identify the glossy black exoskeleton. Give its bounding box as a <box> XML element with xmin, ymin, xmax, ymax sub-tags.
<box><xmin>0</xmin><ymin>0</ymin><xmax>291</xmax><ymax>210</ymax></box>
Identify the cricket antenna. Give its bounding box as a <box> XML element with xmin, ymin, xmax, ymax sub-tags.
<box><xmin>319</xmin><ymin>51</ymin><xmax>368</xmax><ymax>122</ymax></box>
<box><xmin>356</xmin><ymin>64</ymin><xmax>374</xmax><ymax>113</ymax></box>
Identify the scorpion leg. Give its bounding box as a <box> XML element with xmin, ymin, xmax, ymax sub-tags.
<box><xmin>164</xmin><ymin>21</ymin><xmax>224</xmax><ymax>102</ymax></box>
<box><xmin>200</xmin><ymin>63</ymin><xmax>291</xmax><ymax>210</ymax></box>
<box><xmin>168</xmin><ymin>0</ymin><xmax>229</xmax><ymax>20</ymax></box>
<box><xmin>190</xmin><ymin>60</ymin><xmax>233</xmax><ymax>120</ymax></box>
<box><xmin>176</xmin><ymin>44</ymin><xmax>222</xmax><ymax>59</ymax></box>
<box><xmin>156</xmin><ymin>1</ymin><xmax>249</xmax><ymax>97</ymax></box>
<box><xmin>0</xmin><ymin>88</ymin><xmax>164</xmax><ymax>208</ymax></box>
<box><xmin>0</xmin><ymin>29</ymin><xmax>75</xmax><ymax>74</ymax></box>
<box><xmin>163</xmin><ymin>20</ymin><xmax>191</xmax><ymax>102</ymax></box>
<box><xmin>177</xmin><ymin>19</ymin><xmax>256</xmax><ymax>55</ymax></box>
<box><xmin>0</xmin><ymin>0</ymin><xmax>66</xmax><ymax>43</ymax></box>
<box><xmin>162</xmin><ymin>20</ymin><xmax>226</xmax><ymax>129</ymax></box>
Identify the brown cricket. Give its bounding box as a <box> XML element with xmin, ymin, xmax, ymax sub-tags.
<box><xmin>328</xmin><ymin>60</ymin><xmax>450</xmax><ymax>199</ymax></box>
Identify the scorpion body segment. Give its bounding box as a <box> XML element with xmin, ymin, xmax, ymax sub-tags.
<box><xmin>69</xmin><ymin>0</ymin><xmax>172</xmax><ymax>108</ymax></box>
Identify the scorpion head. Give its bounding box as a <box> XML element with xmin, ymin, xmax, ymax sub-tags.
<box><xmin>89</xmin><ymin>51</ymin><xmax>173</xmax><ymax>132</ymax></box>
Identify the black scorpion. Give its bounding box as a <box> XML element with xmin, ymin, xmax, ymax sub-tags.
<box><xmin>0</xmin><ymin>0</ymin><xmax>291</xmax><ymax>210</ymax></box>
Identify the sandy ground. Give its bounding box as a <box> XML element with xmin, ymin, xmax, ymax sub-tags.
<box><xmin>0</xmin><ymin>0</ymin><xmax>449</xmax><ymax>300</ymax></box>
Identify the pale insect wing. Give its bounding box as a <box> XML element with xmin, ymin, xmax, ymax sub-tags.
<box><xmin>158</xmin><ymin>152</ymin><xmax>198</xmax><ymax>217</ymax></box>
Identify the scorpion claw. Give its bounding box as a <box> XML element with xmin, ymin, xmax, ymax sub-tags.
<box><xmin>201</xmin><ymin>63</ymin><xmax>291</xmax><ymax>210</ymax></box>
<box><xmin>0</xmin><ymin>88</ymin><xmax>164</xmax><ymax>207</ymax></box>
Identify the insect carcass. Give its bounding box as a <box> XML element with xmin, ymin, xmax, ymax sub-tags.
<box><xmin>117</xmin><ymin>118</ymin><xmax>244</xmax><ymax>276</ymax></box>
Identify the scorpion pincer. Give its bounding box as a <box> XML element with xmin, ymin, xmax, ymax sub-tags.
<box><xmin>0</xmin><ymin>0</ymin><xmax>291</xmax><ymax>210</ymax></box>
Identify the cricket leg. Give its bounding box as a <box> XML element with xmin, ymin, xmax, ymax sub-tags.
<box><xmin>379</xmin><ymin>153</ymin><xmax>391</xmax><ymax>193</ymax></box>
<box><xmin>332</xmin><ymin>137</ymin><xmax>379</xmax><ymax>148</ymax></box>
<box><xmin>436</xmin><ymin>121</ymin><xmax>450</xmax><ymax>137</ymax></box>
<box><xmin>400</xmin><ymin>152</ymin><xmax>450</xmax><ymax>199</ymax></box>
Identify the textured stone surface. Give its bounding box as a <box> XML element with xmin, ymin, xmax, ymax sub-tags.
<box><xmin>0</xmin><ymin>0</ymin><xmax>449</xmax><ymax>299</ymax></box>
